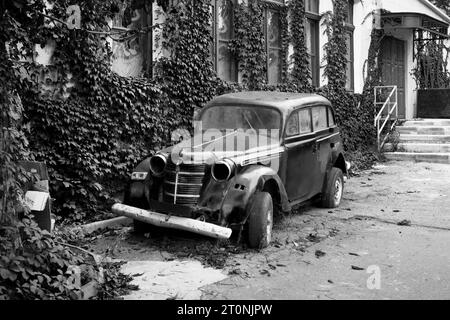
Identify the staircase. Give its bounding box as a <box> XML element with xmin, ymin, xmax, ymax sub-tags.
<box><xmin>384</xmin><ymin>119</ymin><xmax>450</xmax><ymax>164</ymax></box>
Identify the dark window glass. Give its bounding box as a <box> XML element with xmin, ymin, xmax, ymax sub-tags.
<box><xmin>305</xmin><ymin>0</ymin><xmax>319</xmax><ymax>14</ymax></box>
<box><xmin>343</xmin><ymin>1</ymin><xmax>354</xmax><ymax>90</ymax></box>
<box><xmin>345</xmin><ymin>31</ymin><xmax>354</xmax><ymax>90</ymax></box>
<box><xmin>214</xmin><ymin>0</ymin><xmax>238</xmax><ymax>82</ymax></box>
<box><xmin>267</xmin><ymin>9</ymin><xmax>282</xmax><ymax>84</ymax></box>
<box><xmin>305</xmin><ymin>18</ymin><xmax>319</xmax><ymax>87</ymax></box>
<box><xmin>344</xmin><ymin>0</ymin><xmax>353</xmax><ymax>24</ymax></box>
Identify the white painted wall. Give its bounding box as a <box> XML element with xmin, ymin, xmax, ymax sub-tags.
<box><xmin>352</xmin><ymin>0</ymin><xmax>381</xmax><ymax>94</ymax></box>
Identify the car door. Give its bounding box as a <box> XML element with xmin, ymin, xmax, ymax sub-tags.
<box><xmin>283</xmin><ymin>107</ymin><xmax>320</xmax><ymax>202</ymax></box>
<box><xmin>312</xmin><ymin>106</ymin><xmax>340</xmax><ymax>193</ymax></box>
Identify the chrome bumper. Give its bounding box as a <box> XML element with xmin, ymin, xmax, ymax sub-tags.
<box><xmin>112</xmin><ymin>203</ymin><xmax>232</xmax><ymax>240</ymax></box>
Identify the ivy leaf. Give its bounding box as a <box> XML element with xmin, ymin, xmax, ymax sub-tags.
<box><xmin>0</xmin><ymin>268</ymin><xmax>18</xmax><ymax>281</ymax></box>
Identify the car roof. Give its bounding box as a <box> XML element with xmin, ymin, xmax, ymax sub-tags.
<box><xmin>207</xmin><ymin>91</ymin><xmax>332</xmax><ymax>115</ymax></box>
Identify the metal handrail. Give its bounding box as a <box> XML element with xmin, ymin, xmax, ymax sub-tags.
<box><xmin>374</xmin><ymin>85</ymin><xmax>398</xmax><ymax>151</ymax></box>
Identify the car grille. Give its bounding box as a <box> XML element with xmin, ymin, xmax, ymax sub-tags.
<box><xmin>163</xmin><ymin>162</ymin><xmax>206</xmax><ymax>206</ymax></box>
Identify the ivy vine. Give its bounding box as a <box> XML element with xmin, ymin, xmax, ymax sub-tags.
<box><xmin>323</xmin><ymin>0</ymin><xmax>348</xmax><ymax>89</ymax></box>
<box><xmin>289</xmin><ymin>0</ymin><xmax>311</xmax><ymax>89</ymax></box>
<box><xmin>230</xmin><ymin>0</ymin><xmax>267</xmax><ymax>90</ymax></box>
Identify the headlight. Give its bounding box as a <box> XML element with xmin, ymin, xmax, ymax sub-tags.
<box><xmin>211</xmin><ymin>159</ymin><xmax>236</xmax><ymax>182</ymax></box>
<box><xmin>131</xmin><ymin>172</ymin><xmax>148</xmax><ymax>181</ymax></box>
<box><xmin>150</xmin><ymin>154</ymin><xmax>168</xmax><ymax>177</ymax></box>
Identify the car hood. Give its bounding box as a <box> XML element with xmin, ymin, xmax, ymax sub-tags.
<box><xmin>163</xmin><ymin>130</ymin><xmax>283</xmax><ymax>165</ymax></box>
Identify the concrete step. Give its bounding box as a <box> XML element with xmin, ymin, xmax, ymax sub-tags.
<box><xmin>384</xmin><ymin>143</ymin><xmax>450</xmax><ymax>153</ymax></box>
<box><xmin>403</xmin><ymin>119</ymin><xmax>450</xmax><ymax>127</ymax></box>
<box><xmin>384</xmin><ymin>152</ymin><xmax>450</xmax><ymax>164</ymax></box>
<box><xmin>398</xmin><ymin>134</ymin><xmax>450</xmax><ymax>144</ymax></box>
<box><xmin>397</xmin><ymin>126</ymin><xmax>450</xmax><ymax>135</ymax></box>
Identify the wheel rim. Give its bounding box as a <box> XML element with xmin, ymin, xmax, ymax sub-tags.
<box><xmin>266</xmin><ymin>208</ymin><xmax>273</xmax><ymax>244</ymax></box>
<box><xmin>334</xmin><ymin>178</ymin><xmax>343</xmax><ymax>205</ymax></box>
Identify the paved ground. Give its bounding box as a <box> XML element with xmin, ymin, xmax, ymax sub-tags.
<box><xmin>90</xmin><ymin>161</ymin><xmax>450</xmax><ymax>300</ymax></box>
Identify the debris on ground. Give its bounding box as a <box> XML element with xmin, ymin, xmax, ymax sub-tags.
<box><xmin>260</xmin><ymin>269</ymin><xmax>271</xmax><ymax>277</ymax></box>
<box><xmin>315</xmin><ymin>250</ymin><xmax>326</xmax><ymax>258</ymax></box>
<box><xmin>398</xmin><ymin>220</ymin><xmax>412</xmax><ymax>227</ymax></box>
<box><xmin>306</xmin><ymin>233</ymin><xmax>322</xmax><ymax>243</ymax></box>
<box><xmin>351</xmin><ymin>265</ymin><xmax>365</xmax><ymax>271</ymax></box>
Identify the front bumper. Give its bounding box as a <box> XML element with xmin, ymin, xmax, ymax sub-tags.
<box><xmin>112</xmin><ymin>203</ymin><xmax>232</xmax><ymax>240</ymax></box>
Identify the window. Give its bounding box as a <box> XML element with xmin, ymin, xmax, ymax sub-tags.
<box><xmin>312</xmin><ymin>106</ymin><xmax>328</xmax><ymax>131</ymax></box>
<box><xmin>266</xmin><ymin>9</ymin><xmax>282</xmax><ymax>84</ymax></box>
<box><xmin>213</xmin><ymin>0</ymin><xmax>238</xmax><ymax>82</ymax></box>
<box><xmin>299</xmin><ymin>109</ymin><xmax>312</xmax><ymax>134</ymax></box>
<box><xmin>305</xmin><ymin>0</ymin><xmax>320</xmax><ymax>87</ymax></box>
<box><xmin>344</xmin><ymin>0</ymin><xmax>354</xmax><ymax>90</ymax></box>
<box><xmin>286</xmin><ymin>108</ymin><xmax>313</xmax><ymax>137</ymax></box>
<box><xmin>328</xmin><ymin>107</ymin><xmax>335</xmax><ymax>127</ymax></box>
<box><xmin>286</xmin><ymin>112</ymin><xmax>299</xmax><ymax>137</ymax></box>
<box><xmin>111</xmin><ymin>3</ymin><xmax>148</xmax><ymax>77</ymax></box>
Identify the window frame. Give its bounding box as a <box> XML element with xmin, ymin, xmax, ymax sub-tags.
<box><xmin>344</xmin><ymin>0</ymin><xmax>355</xmax><ymax>91</ymax></box>
<box><xmin>263</xmin><ymin>0</ymin><xmax>286</xmax><ymax>85</ymax></box>
<box><xmin>212</xmin><ymin>0</ymin><xmax>239</xmax><ymax>83</ymax></box>
<box><xmin>327</xmin><ymin>106</ymin><xmax>336</xmax><ymax>127</ymax></box>
<box><xmin>265</xmin><ymin>7</ymin><xmax>283</xmax><ymax>85</ymax></box>
<box><xmin>284</xmin><ymin>107</ymin><xmax>314</xmax><ymax>138</ymax></box>
<box><xmin>305</xmin><ymin>0</ymin><xmax>320</xmax><ymax>88</ymax></box>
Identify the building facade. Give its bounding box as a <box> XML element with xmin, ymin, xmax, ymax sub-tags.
<box><xmin>36</xmin><ymin>0</ymin><xmax>450</xmax><ymax>120</ymax></box>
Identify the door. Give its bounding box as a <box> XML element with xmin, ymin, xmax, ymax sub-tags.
<box><xmin>380</xmin><ymin>36</ymin><xmax>406</xmax><ymax>119</ymax></box>
<box><xmin>311</xmin><ymin>106</ymin><xmax>339</xmax><ymax>193</ymax></box>
<box><xmin>283</xmin><ymin>108</ymin><xmax>320</xmax><ymax>202</ymax></box>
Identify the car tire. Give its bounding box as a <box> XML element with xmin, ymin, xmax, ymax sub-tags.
<box><xmin>248</xmin><ymin>192</ymin><xmax>274</xmax><ymax>249</ymax></box>
<box><xmin>321</xmin><ymin>167</ymin><xmax>344</xmax><ymax>208</ymax></box>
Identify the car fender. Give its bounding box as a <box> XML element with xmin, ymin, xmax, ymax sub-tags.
<box><xmin>330</xmin><ymin>148</ymin><xmax>348</xmax><ymax>175</ymax></box>
<box><xmin>218</xmin><ymin>165</ymin><xmax>291</xmax><ymax>226</ymax></box>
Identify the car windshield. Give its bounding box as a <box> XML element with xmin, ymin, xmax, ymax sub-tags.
<box><xmin>200</xmin><ymin>106</ymin><xmax>281</xmax><ymax>131</ymax></box>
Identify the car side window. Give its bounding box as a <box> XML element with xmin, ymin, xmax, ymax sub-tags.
<box><xmin>286</xmin><ymin>112</ymin><xmax>299</xmax><ymax>137</ymax></box>
<box><xmin>328</xmin><ymin>107</ymin><xmax>335</xmax><ymax>127</ymax></box>
<box><xmin>312</xmin><ymin>106</ymin><xmax>328</xmax><ymax>131</ymax></box>
<box><xmin>299</xmin><ymin>109</ymin><xmax>312</xmax><ymax>134</ymax></box>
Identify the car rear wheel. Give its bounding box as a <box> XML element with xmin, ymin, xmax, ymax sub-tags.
<box><xmin>248</xmin><ymin>192</ymin><xmax>273</xmax><ymax>249</ymax></box>
<box><xmin>321</xmin><ymin>167</ymin><xmax>344</xmax><ymax>208</ymax></box>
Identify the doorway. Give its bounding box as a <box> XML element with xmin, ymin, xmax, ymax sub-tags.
<box><xmin>380</xmin><ymin>36</ymin><xmax>406</xmax><ymax>119</ymax></box>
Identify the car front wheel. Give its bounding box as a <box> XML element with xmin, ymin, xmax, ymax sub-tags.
<box><xmin>248</xmin><ymin>192</ymin><xmax>274</xmax><ymax>249</ymax></box>
<box><xmin>321</xmin><ymin>167</ymin><xmax>344</xmax><ymax>208</ymax></box>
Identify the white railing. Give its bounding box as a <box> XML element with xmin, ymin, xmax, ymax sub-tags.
<box><xmin>374</xmin><ymin>85</ymin><xmax>398</xmax><ymax>151</ymax></box>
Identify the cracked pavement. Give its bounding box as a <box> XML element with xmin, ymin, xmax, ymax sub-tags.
<box><xmin>90</xmin><ymin>161</ymin><xmax>450</xmax><ymax>300</ymax></box>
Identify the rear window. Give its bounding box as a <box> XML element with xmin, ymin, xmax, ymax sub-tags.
<box><xmin>328</xmin><ymin>107</ymin><xmax>335</xmax><ymax>126</ymax></box>
<box><xmin>299</xmin><ymin>109</ymin><xmax>312</xmax><ymax>134</ymax></box>
<box><xmin>312</xmin><ymin>106</ymin><xmax>328</xmax><ymax>131</ymax></box>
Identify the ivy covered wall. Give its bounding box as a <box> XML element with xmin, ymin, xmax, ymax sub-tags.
<box><xmin>1</xmin><ymin>0</ymin><xmax>379</xmax><ymax>223</ymax></box>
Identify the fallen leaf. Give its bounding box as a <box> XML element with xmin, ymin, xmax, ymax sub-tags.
<box><xmin>351</xmin><ymin>265</ymin><xmax>365</xmax><ymax>271</ymax></box>
<box><xmin>398</xmin><ymin>220</ymin><xmax>412</xmax><ymax>227</ymax></box>
<box><xmin>315</xmin><ymin>250</ymin><xmax>326</xmax><ymax>258</ymax></box>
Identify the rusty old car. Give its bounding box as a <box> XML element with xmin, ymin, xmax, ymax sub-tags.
<box><xmin>113</xmin><ymin>91</ymin><xmax>350</xmax><ymax>248</ymax></box>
